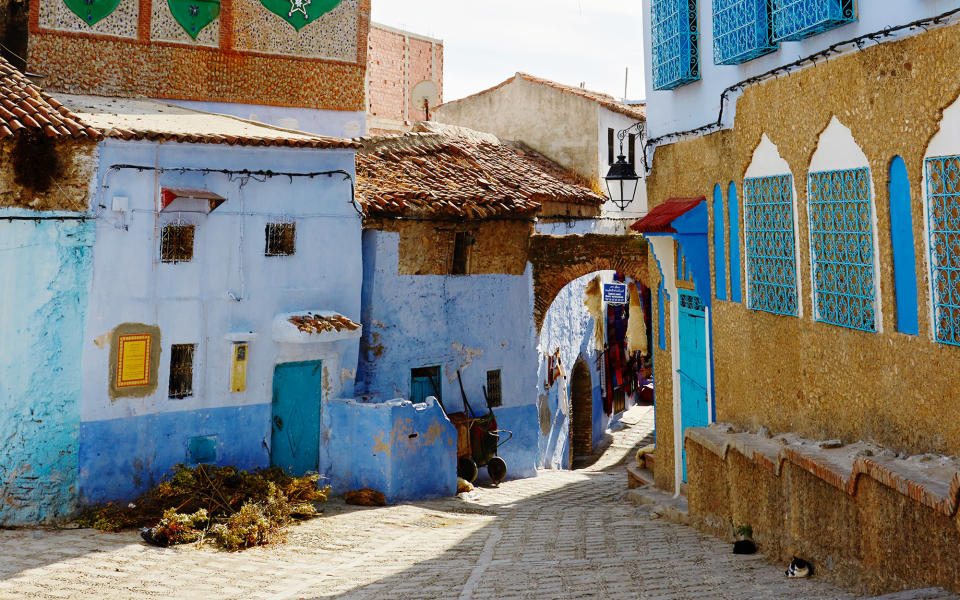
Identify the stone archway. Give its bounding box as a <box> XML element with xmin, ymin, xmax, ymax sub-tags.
<box><xmin>529</xmin><ymin>233</ymin><xmax>650</xmax><ymax>332</ymax></box>
<box><xmin>570</xmin><ymin>358</ymin><xmax>593</xmax><ymax>458</ymax></box>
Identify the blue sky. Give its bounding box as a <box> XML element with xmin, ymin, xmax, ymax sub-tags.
<box><xmin>370</xmin><ymin>1</ymin><xmax>647</xmax><ymax>104</ymax></box>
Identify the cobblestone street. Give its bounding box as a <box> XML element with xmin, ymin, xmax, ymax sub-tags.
<box><xmin>0</xmin><ymin>407</ymin><xmax>880</xmax><ymax>599</ymax></box>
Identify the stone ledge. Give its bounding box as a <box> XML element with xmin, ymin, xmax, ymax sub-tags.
<box><xmin>625</xmin><ymin>485</ymin><xmax>690</xmax><ymax>525</ymax></box>
<box><xmin>685</xmin><ymin>424</ymin><xmax>960</xmax><ymax>520</ymax></box>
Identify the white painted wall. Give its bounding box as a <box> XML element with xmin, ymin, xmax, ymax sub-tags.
<box><xmin>807</xmin><ymin>117</ymin><xmax>882</xmax><ymax>331</ymax></box>
<box><xmin>598</xmin><ymin>106</ymin><xmax>649</xmax><ymax>219</ymax></box>
<box><xmin>164</xmin><ymin>100</ymin><xmax>366</xmax><ymax>139</ymax></box>
<box><xmin>640</xmin><ymin>1</ymin><xmax>960</xmax><ymax>140</ymax></box>
<box><xmin>743</xmin><ymin>134</ymin><xmax>804</xmax><ymax>316</ymax></box>
<box><xmin>81</xmin><ymin>140</ymin><xmax>362</xmax><ymax>423</ymax></box>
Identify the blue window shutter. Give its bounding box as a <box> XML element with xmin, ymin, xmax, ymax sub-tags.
<box><xmin>651</xmin><ymin>0</ymin><xmax>701</xmax><ymax>90</ymax></box>
<box><xmin>889</xmin><ymin>156</ymin><xmax>918</xmax><ymax>336</ymax></box>
<box><xmin>744</xmin><ymin>174</ymin><xmax>800</xmax><ymax>316</ymax></box>
<box><xmin>924</xmin><ymin>155</ymin><xmax>960</xmax><ymax>345</ymax></box>
<box><xmin>727</xmin><ymin>181</ymin><xmax>743</xmax><ymax>303</ymax></box>
<box><xmin>713</xmin><ymin>184</ymin><xmax>727</xmax><ymax>300</ymax></box>
<box><xmin>772</xmin><ymin>0</ymin><xmax>856</xmax><ymax>42</ymax></box>
<box><xmin>713</xmin><ymin>0</ymin><xmax>777</xmax><ymax>65</ymax></box>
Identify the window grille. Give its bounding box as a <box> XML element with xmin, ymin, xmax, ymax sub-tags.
<box><xmin>771</xmin><ymin>0</ymin><xmax>855</xmax><ymax>42</ymax></box>
<box><xmin>713</xmin><ymin>0</ymin><xmax>777</xmax><ymax>65</ymax></box>
<box><xmin>160</xmin><ymin>223</ymin><xmax>195</xmax><ymax>263</ymax></box>
<box><xmin>744</xmin><ymin>174</ymin><xmax>799</xmax><ymax>316</ymax></box>
<box><xmin>485</xmin><ymin>369</ymin><xmax>502</xmax><ymax>407</ymax></box>
<box><xmin>451</xmin><ymin>231</ymin><xmax>473</xmax><ymax>275</ymax></box>
<box><xmin>651</xmin><ymin>0</ymin><xmax>700</xmax><ymax>90</ymax></box>
<box><xmin>925</xmin><ymin>155</ymin><xmax>960</xmax><ymax>345</ymax></box>
<box><xmin>168</xmin><ymin>343</ymin><xmax>195</xmax><ymax>399</ymax></box>
<box><xmin>608</xmin><ymin>128</ymin><xmax>615</xmax><ymax>165</ymax></box>
<box><xmin>807</xmin><ymin>167</ymin><xmax>876</xmax><ymax>332</ymax></box>
<box><xmin>264</xmin><ymin>222</ymin><xmax>296</xmax><ymax>256</ymax></box>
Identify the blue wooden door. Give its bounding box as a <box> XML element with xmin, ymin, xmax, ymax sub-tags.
<box><xmin>677</xmin><ymin>290</ymin><xmax>708</xmax><ymax>481</ymax></box>
<box><xmin>271</xmin><ymin>360</ymin><xmax>323</xmax><ymax>476</ymax></box>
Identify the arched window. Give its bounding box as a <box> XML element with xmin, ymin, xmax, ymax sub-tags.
<box><xmin>713</xmin><ymin>185</ymin><xmax>726</xmax><ymax>301</ymax></box>
<box><xmin>744</xmin><ymin>174</ymin><xmax>799</xmax><ymax>315</ymax></box>
<box><xmin>925</xmin><ymin>155</ymin><xmax>960</xmax><ymax>345</ymax></box>
<box><xmin>888</xmin><ymin>156</ymin><xmax>918</xmax><ymax>335</ymax></box>
<box><xmin>727</xmin><ymin>181</ymin><xmax>742</xmax><ymax>303</ymax></box>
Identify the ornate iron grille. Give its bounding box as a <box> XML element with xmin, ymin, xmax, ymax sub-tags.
<box><xmin>160</xmin><ymin>223</ymin><xmax>195</xmax><ymax>263</ymax></box>
<box><xmin>486</xmin><ymin>369</ymin><xmax>502</xmax><ymax>407</ymax></box>
<box><xmin>772</xmin><ymin>0</ymin><xmax>855</xmax><ymax>42</ymax></box>
<box><xmin>744</xmin><ymin>175</ymin><xmax>799</xmax><ymax>316</ymax></box>
<box><xmin>807</xmin><ymin>167</ymin><xmax>876</xmax><ymax>332</ymax></box>
<box><xmin>264</xmin><ymin>222</ymin><xmax>296</xmax><ymax>256</ymax></box>
<box><xmin>925</xmin><ymin>155</ymin><xmax>960</xmax><ymax>345</ymax></box>
<box><xmin>679</xmin><ymin>290</ymin><xmax>705</xmax><ymax>312</ymax></box>
<box><xmin>168</xmin><ymin>344</ymin><xmax>195</xmax><ymax>399</ymax></box>
<box><xmin>713</xmin><ymin>0</ymin><xmax>777</xmax><ymax>65</ymax></box>
<box><xmin>651</xmin><ymin>0</ymin><xmax>701</xmax><ymax>90</ymax></box>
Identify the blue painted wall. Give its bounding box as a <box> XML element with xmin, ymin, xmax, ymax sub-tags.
<box><xmin>0</xmin><ymin>215</ymin><xmax>94</xmax><ymax>524</ymax></box>
<box><xmin>356</xmin><ymin>229</ymin><xmax>540</xmax><ymax>480</ymax></box>
<box><xmin>79</xmin><ymin>139</ymin><xmax>363</xmax><ymax>504</ymax></box>
<box><xmin>319</xmin><ymin>398</ymin><xmax>457</xmax><ymax>502</ymax></box>
<box><xmin>889</xmin><ymin>156</ymin><xmax>919</xmax><ymax>335</ymax></box>
<box><xmin>713</xmin><ymin>184</ymin><xmax>727</xmax><ymax>301</ymax></box>
<box><xmin>728</xmin><ymin>182</ymin><xmax>743</xmax><ymax>303</ymax></box>
<box><xmin>79</xmin><ymin>404</ymin><xmax>270</xmax><ymax>504</ymax></box>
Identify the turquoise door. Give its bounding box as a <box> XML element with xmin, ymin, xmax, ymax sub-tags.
<box><xmin>271</xmin><ymin>360</ymin><xmax>323</xmax><ymax>476</ymax></box>
<box><xmin>678</xmin><ymin>290</ymin><xmax>709</xmax><ymax>481</ymax></box>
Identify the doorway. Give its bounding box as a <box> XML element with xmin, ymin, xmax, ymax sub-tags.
<box><xmin>271</xmin><ymin>360</ymin><xmax>323</xmax><ymax>476</ymax></box>
<box><xmin>677</xmin><ymin>290</ymin><xmax>708</xmax><ymax>481</ymax></box>
<box><xmin>570</xmin><ymin>358</ymin><xmax>593</xmax><ymax>458</ymax></box>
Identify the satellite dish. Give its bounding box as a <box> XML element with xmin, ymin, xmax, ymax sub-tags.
<box><xmin>411</xmin><ymin>80</ymin><xmax>440</xmax><ymax>120</ymax></box>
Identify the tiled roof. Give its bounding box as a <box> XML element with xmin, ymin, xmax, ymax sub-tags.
<box><xmin>289</xmin><ymin>313</ymin><xmax>361</xmax><ymax>334</ymax></box>
<box><xmin>0</xmin><ymin>57</ymin><xmax>100</xmax><ymax>139</ymax></box>
<box><xmin>54</xmin><ymin>94</ymin><xmax>360</xmax><ymax>150</ymax></box>
<box><xmin>437</xmin><ymin>72</ymin><xmax>646</xmax><ymax>122</ymax></box>
<box><xmin>356</xmin><ymin>123</ymin><xmax>605</xmax><ymax>218</ymax></box>
<box><xmin>631</xmin><ymin>198</ymin><xmax>705</xmax><ymax>233</ymax></box>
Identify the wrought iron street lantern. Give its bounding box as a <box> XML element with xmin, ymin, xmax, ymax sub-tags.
<box><xmin>604</xmin><ymin>121</ymin><xmax>645</xmax><ymax>210</ymax></box>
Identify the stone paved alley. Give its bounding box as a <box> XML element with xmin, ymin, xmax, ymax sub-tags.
<box><xmin>0</xmin><ymin>406</ymin><xmax>942</xmax><ymax>600</ymax></box>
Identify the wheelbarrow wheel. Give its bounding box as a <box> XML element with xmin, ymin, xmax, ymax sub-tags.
<box><xmin>458</xmin><ymin>456</ymin><xmax>478</xmax><ymax>483</ymax></box>
<box><xmin>487</xmin><ymin>456</ymin><xmax>507</xmax><ymax>485</ymax></box>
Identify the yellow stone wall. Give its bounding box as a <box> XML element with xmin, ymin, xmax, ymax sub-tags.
<box><xmin>648</xmin><ymin>22</ymin><xmax>960</xmax><ymax>492</ymax></box>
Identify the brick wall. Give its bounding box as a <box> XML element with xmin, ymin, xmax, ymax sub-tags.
<box><xmin>366</xmin><ymin>23</ymin><xmax>443</xmax><ymax>127</ymax></box>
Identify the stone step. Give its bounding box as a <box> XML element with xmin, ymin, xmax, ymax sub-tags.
<box><xmin>626</xmin><ymin>464</ymin><xmax>654</xmax><ymax>488</ymax></box>
<box><xmin>865</xmin><ymin>589</ymin><xmax>959</xmax><ymax>600</ymax></box>
<box><xmin>624</xmin><ymin>484</ymin><xmax>690</xmax><ymax>526</ymax></box>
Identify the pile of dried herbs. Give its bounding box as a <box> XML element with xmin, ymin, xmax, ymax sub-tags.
<box><xmin>75</xmin><ymin>464</ymin><xmax>329</xmax><ymax>551</ymax></box>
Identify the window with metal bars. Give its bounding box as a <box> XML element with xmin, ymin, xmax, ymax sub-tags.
<box><xmin>713</xmin><ymin>0</ymin><xmax>777</xmax><ymax>65</ymax></box>
<box><xmin>926</xmin><ymin>155</ymin><xmax>960</xmax><ymax>345</ymax></box>
<box><xmin>628</xmin><ymin>133</ymin><xmax>636</xmax><ymax>167</ymax></box>
<box><xmin>264</xmin><ymin>222</ymin><xmax>296</xmax><ymax>256</ymax></box>
<box><xmin>771</xmin><ymin>0</ymin><xmax>855</xmax><ymax>43</ymax></box>
<box><xmin>607</xmin><ymin>128</ymin><xmax>615</xmax><ymax>165</ymax></box>
<box><xmin>160</xmin><ymin>224</ymin><xmax>195</xmax><ymax>263</ymax></box>
<box><xmin>485</xmin><ymin>370</ymin><xmax>502</xmax><ymax>407</ymax></box>
<box><xmin>451</xmin><ymin>231</ymin><xmax>473</xmax><ymax>275</ymax></box>
<box><xmin>807</xmin><ymin>167</ymin><xmax>876</xmax><ymax>332</ymax></box>
<box><xmin>168</xmin><ymin>344</ymin><xmax>195</xmax><ymax>399</ymax></box>
<box><xmin>744</xmin><ymin>174</ymin><xmax>799</xmax><ymax>316</ymax></box>
<box><xmin>651</xmin><ymin>0</ymin><xmax>700</xmax><ymax>90</ymax></box>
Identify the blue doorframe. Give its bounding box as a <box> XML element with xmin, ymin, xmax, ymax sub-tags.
<box><xmin>271</xmin><ymin>360</ymin><xmax>323</xmax><ymax>476</ymax></box>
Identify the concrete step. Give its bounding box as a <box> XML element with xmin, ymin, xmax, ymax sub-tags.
<box><xmin>865</xmin><ymin>589</ymin><xmax>959</xmax><ymax>600</ymax></box>
<box><xmin>626</xmin><ymin>464</ymin><xmax>654</xmax><ymax>488</ymax></box>
<box><xmin>624</xmin><ymin>484</ymin><xmax>690</xmax><ymax>526</ymax></box>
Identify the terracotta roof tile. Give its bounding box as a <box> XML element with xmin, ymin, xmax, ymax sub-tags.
<box><xmin>437</xmin><ymin>72</ymin><xmax>646</xmax><ymax>122</ymax></box>
<box><xmin>0</xmin><ymin>56</ymin><xmax>100</xmax><ymax>140</ymax></box>
<box><xmin>356</xmin><ymin>123</ymin><xmax>604</xmax><ymax>219</ymax></box>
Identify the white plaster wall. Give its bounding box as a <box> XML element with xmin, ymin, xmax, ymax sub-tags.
<box><xmin>81</xmin><ymin>140</ymin><xmax>362</xmax><ymax>423</ymax></box>
<box><xmin>920</xmin><ymin>93</ymin><xmax>960</xmax><ymax>338</ymax></box>
<box><xmin>598</xmin><ymin>106</ymin><xmax>649</xmax><ymax>219</ymax></box>
<box><xmin>743</xmin><ymin>134</ymin><xmax>804</xmax><ymax>316</ymax></box>
<box><xmin>164</xmin><ymin>100</ymin><xmax>366</xmax><ymax>138</ymax></box>
<box><xmin>640</xmin><ymin>0</ymin><xmax>959</xmax><ymax>139</ymax></box>
<box><xmin>807</xmin><ymin>117</ymin><xmax>882</xmax><ymax>331</ymax></box>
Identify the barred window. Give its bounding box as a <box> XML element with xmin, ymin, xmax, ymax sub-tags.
<box><xmin>651</xmin><ymin>0</ymin><xmax>700</xmax><ymax>91</ymax></box>
<box><xmin>160</xmin><ymin>224</ymin><xmax>195</xmax><ymax>263</ymax></box>
<box><xmin>771</xmin><ymin>0</ymin><xmax>855</xmax><ymax>43</ymax></box>
<box><xmin>265</xmin><ymin>222</ymin><xmax>296</xmax><ymax>256</ymax></box>
<box><xmin>926</xmin><ymin>155</ymin><xmax>960</xmax><ymax>345</ymax></box>
<box><xmin>807</xmin><ymin>168</ymin><xmax>876</xmax><ymax>332</ymax></box>
<box><xmin>168</xmin><ymin>344</ymin><xmax>195</xmax><ymax>399</ymax></box>
<box><xmin>485</xmin><ymin>369</ymin><xmax>502</xmax><ymax>408</ymax></box>
<box><xmin>451</xmin><ymin>231</ymin><xmax>473</xmax><ymax>275</ymax></box>
<box><xmin>744</xmin><ymin>174</ymin><xmax>799</xmax><ymax>316</ymax></box>
<box><xmin>713</xmin><ymin>0</ymin><xmax>777</xmax><ymax>65</ymax></box>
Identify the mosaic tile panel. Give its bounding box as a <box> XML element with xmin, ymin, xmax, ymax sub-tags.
<box><xmin>151</xmin><ymin>0</ymin><xmax>220</xmax><ymax>47</ymax></box>
<box><xmin>233</xmin><ymin>0</ymin><xmax>357</xmax><ymax>61</ymax></box>
<box><xmin>39</xmin><ymin>0</ymin><xmax>138</xmax><ymax>38</ymax></box>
